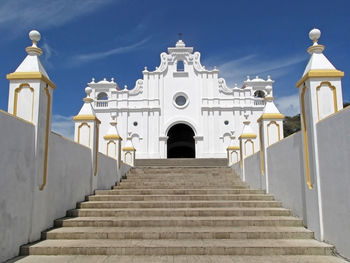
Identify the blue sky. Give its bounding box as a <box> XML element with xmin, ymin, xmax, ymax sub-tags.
<box><xmin>0</xmin><ymin>0</ymin><xmax>349</xmax><ymax>138</ymax></box>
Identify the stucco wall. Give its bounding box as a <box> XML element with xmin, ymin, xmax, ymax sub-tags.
<box><xmin>0</xmin><ymin>111</ymin><xmax>35</xmax><ymax>263</ymax></box>
<box><xmin>316</xmin><ymin>107</ymin><xmax>350</xmax><ymax>258</ymax></box>
<box><xmin>0</xmin><ymin>113</ymin><xmax>128</xmax><ymax>262</ymax></box>
<box><xmin>266</xmin><ymin>132</ymin><xmax>306</xmax><ymax>221</ymax></box>
<box><xmin>244</xmin><ymin>152</ymin><xmax>263</xmax><ymax>189</ymax></box>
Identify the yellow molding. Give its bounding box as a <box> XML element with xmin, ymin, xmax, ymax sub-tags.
<box><xmin>267</xmin><ymin>121</ymin><xmax>281</xmax><ymax>146</ymax></box>
<box><xmin>7</xmin><ymin>72</ymin><xmax>56</xmax><ymax>90</ymax></box>
<box><xmin>122</xmin><ymin>146</ymin><xmax>136</xmax><ymax>151</ymax></box>
<box><xmin>226</xmin><ymin>146</ymin><xmax>240</xmax><ymax>150</ymax></box>
<box><xmin>103</xmin><ymin>134</ymin><xmax>122</xmax><ymax>140</ymax></box>
<box><xmin>239</xmin><ymin>133</ymin><xmax>257</xmax><ymax>139</ymax></box>
<box><xmin>296</xmin><ymin>69</ymin><xmax>344</xmax><ymax>87</ymax></box>
<box><xmin>316</xmin><ymin>81</ymin><xmax>338</xmax><ymax>121</ymax></box>
<box><xmin>257</xmin><ymin>113</ymin><xmax>285</xmax><ymax>122</ymax></box>
<box><xmin>73</xmin><ymin>114</ymin><xmax>101</xmax><ymax>124</ymax></box>
<box><xmin>13</xmin><ymin>83</ymin><xmax>34</xmax><ymax>122</ymax></box>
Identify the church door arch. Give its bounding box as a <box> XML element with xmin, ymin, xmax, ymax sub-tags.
<box><xmin>167</xmin><ymin>123</ymin><xmax>195</xmax><ymax>158</ymax></box>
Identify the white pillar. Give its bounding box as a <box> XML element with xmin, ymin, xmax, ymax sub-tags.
<box><xmin>73</xmin><ymin>87</ymin><xmax>101</xmax><ymax>184</ymax></box>
<box><xmin>296</xmin><ymin>28</ymin><xmax>344</xmax><ymax>240</ymax></box>
<box><xmin>238</xmin><ymin>114</ymin><xmax>257</xmax><ymax>181</ymax></box>
<box><xmin>226</xmin><ymin>131</ymin><xmax>240</xmax><ymax>166</ymax></box>
<box><xmin>103</xmin><ymin>113</ymin><xmax>122</xmax><ymax>169</ymax></box>
<box><xmin>123</xmin><ymin>132</ymin><xmax>136</xmax><ymax>166</ymax></box>
<box><xmin>257</xmin><ymin>85</ymin><xmax>284</xmax><ymax>193</ymax></box>
<box><xmin>7</xmin><ymin>30</ymin><xmax>55</xmax><ymax>191</ymax></box>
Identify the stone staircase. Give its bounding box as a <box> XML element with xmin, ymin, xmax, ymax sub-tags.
<box><xmin>16</xmin><ymin>160</ymin><xmax>347</xmax><ymax>263</ymax></box>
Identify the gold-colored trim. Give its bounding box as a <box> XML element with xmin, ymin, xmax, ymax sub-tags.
<box><xmin>25</xmin><ymin>46</ymin><xmax>43</xmax><ymax>55</ymax></box>
<box><xmin>257</xmin><ymin>113</ymin><xmax>285</xmax><ymax>122</ymax></box>
<box><xmin>94</xmin><ymin>123</ymin><xmax>99</xmax><ymax>176</ymax></box>
<box><xmin>0</xmin><ymin>109</ymin><xmax>35</xmax><ymax>126</ymax></box>
<box><xmin>103</xmin><ymin>134</ymin><xmax>122</xmax><ymax>140</ymax></box>
<box><xmin>232</xmin><ymin>151</ymin><xmax>239</xmax><ymax>163</ymax></box>
<box><xmin>244</xmin><ymin>139</ymin><xmax>254</xmax><ymax>156</ymax></box>
<box><xmin>122</xmin><ymin>146</ymin><xmax>136</xmax><ymax>151</ymax></box>
<box><xmin>107</xmin><ymin>140</ymin><xmax>117</xmax><ymax>158</ymax></box>
<box><xmin>296</xmin><ymin>69</ymin><xmax>344</xmax><ymax>87</ymax></box>
<box><xmin>301</xmin><ymin>83</ymin><xmax>313</xmax><ymax>189</ymax></box>
<box><xmin>13</xmin><ymin>83</ymin><xmax>35</xmax><ymax>122</ymax></box>
<box><xmin>78</xmin><ymin>122</ymin><xmax>91</xmax><ymax>147</ymax></box>
<box><xmin>316</xmin><ymin>81</ymin><xmax>338</xmax><ymax>121</ymax></box>
<box><xmin>7</xmin><ymin>72</ymin><xmax>56</xmax><ymax>90</ymax></box>
<box><xmin>259</xmin><ymin>122</ymin><xmax>264</xmax><ymax>176</ymax></box>
<box><xmin>239</xmin><ymin>133</ymin><xmax>257</xmax><ymax>139</ymax></box>
<box><xmin>73</xmin><ymin>114</ymin><xmax>101</xmax><ymax>124</ymax></box>
<box><xmin>226</xmin><ymin>146</ymin><xmax>240</xmax><ymax>150</ymax></box>
<box><xmin>267</xmin><ymin>121</ymin><xmax>281</xmax><ymax>146</ymax></box>
<box><xmin>39</xmin><ymin>85</ymin><xmax>51</xmax><ymax>191</ymax></box>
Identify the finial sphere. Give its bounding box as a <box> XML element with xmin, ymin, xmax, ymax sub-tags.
<box><xmin>85</xmin><ymin>86</ymin><xmax>92</xmax><ymax>95</ymax></box>
<box><xmin>309</xmin><ymin>28</ymin><xmax>321</xmax><ymax>42</ymax></box>
<box><xmin>29</xmin><ymin>30</ymin><xmax>41</xmax><ymax>42</ymax></box>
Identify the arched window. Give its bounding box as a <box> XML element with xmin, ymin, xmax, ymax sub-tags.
<box><xmin>97</xmin><ymin>92</ymin><xmax>108</xmax><ymax>100</ymax></box>
<box><xmin>254</xmin><ymin>90</ymin><xmax>265</xmax><ymax>98</ymax></box>
<box><xmin>177</xmin><ymin>60</ymin><xmax>184</xmax><ymax>72</ymax></box>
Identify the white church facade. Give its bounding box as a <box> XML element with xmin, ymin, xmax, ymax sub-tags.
<box><xmin>79</xmin><ymin>39</ymin><xmax>280</xmax><ymax>159</ymax></box>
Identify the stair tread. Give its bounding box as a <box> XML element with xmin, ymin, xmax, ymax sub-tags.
<box><xmin>10</xmin><ymin>255</ymin><xmax>348</xmax><ymax>263</ymax></box>
<box><xmin>24</xmin><ymin>239</ymin><xmax>332</xmax><ymax>248</ymax></box>
<box><xmin>48</xmin><ymin>226</ymin><xmax>312</xmax><ymax>234</ymax></box>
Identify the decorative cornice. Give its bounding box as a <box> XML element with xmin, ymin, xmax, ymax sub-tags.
<box><xmin>239</xmin><ymin>133</ymin><xmax>257</xmax><ymax>139</ymax></box>
<box><xmin>296</xmin><ymin>69</ymin><xmax>344</xmax><ymax>87</ymax></box>
<box><xmin>257</xmin><ymin>113</ymin><xmax>285</xmax><ymax>122</ymax></box>
<box><xmin>103</xmin><ymin>134</ymin><xmax>122</xmax><ymax>140</ymax></box>
<box><xmin>73</xmin><ymin>114</ymin><xmax>101</xmax><ymax>124</ymax></box>
<box><xmin>227</xmin><ymin>146</ymin><xmax>240</xmax><ymax>150</ymax></box>
<box><xmin>7</xmin><ymin>72</ymin><xmax>56</xmax><ymax>90</ymax></box>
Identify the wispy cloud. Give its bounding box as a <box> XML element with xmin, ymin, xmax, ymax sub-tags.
<box><xmin>41</xmin><ymin>40</ymin><xmax>57</xmax><ymax>68</ymax></box>
<box><xmin>71</xmin><ymin>37</ymin><xmax>151</xmax><ymax>64</ymax></box>
<box><xmin>51</xmin><ymin>114</ymin><xmax>74</xmax><ymax>139</ymax></box>
<box><xmin>0</xmin><ymin>0</ymin><xmax>115</xmax><ymax>36</ymax></box>
<box><xmin>207</xmin><ymin>53</ymin><xmax>306</xmax><ymax>86</ymax></box>
<box><xmin>275</xmin><ymin>93</ymin><xmax>300</xmax><ymax>117</ymax></box>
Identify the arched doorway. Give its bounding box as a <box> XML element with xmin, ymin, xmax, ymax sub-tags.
<box><xmin>167</xmin><ymin>123</ymin><xmax>195</xmax><ymax>158</ymax></box>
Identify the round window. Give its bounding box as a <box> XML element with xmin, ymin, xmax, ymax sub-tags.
<box><xmin>173</xmin><ymin>92</ymin><xmax>189</xmax><ymax>109</ymax></box>
<box><xmin>175</xmin><ymin>95</ymin><xmax>187</xmax><ymax>106</ymax></box>
<box><xmin>133</xmin><ymin>121</ymin><xmax>138</xmax><ymax>126</ymax></box>
<box><xmin>224</xmin><ymin>120</ymin><xmax>229</xmax><ymax>125</ymax></box>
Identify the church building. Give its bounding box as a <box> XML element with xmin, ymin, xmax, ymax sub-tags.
<box><xmin>76</xmin><ymin>38</ymin><xmax>280</xmax><ymax>159</ymax></box>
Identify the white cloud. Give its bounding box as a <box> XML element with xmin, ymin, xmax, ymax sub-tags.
<box><xmin>41</xmin><ymin>41</ymin><xmax>57</xmax><ymax>68</ymax></box>
<box><xmin>207</xmin><ymin>53</ymin><xmax>306</xmax><ymax>86</ymax></box>
<box><xmin>71</xmin><ymin>37</ymin><xmax>151</xmax><ymax>64</ymax></box>
<box><xmin>51</xmin><ymin>114</ymin><xmax>74</xmax><ymax>139</ymax></box>
<box><xmin>275</xmin><ymin>93</ymin><xmax>300</xmax><ymax>117</ymax></box>
<box><xmin>0</xmin><ymin>0</ymin><xmax>115</xmax><ymax>35</ymax></box>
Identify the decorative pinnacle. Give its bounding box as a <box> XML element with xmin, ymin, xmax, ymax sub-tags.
<box><xmin>230</xmin><ymin>131</ymin><xmax>235</xmax><ymax>139</ymax></box>
<box><xmin>83</xmin><ymin>87</ymin><xmax>93</xmax><ymax>103</ymax></box>
<box><xmin>26</xmin><ymin>30</ymin><xmax>43</xmax><ymax>56</ymax></box>
<box><xmin>110</xmin><ymin>112</ymin><xmax>117</xmax><ymax>126</ymax></box>
<box><xmin>243</xmin><ymin>114</ymin><xmax>250</xmax><ymax>125</ymax></box>
<box><xmin>307</xmin><ymin>28</ymin><xmax>325</xmax><ymax>54</ymax></box>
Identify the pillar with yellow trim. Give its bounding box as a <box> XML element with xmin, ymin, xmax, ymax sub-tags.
<box><xmin>7</xmin><ymin>30</ymin><xmax>55</xmax><ymax>191</ymax></box>
<box><xmin>226</xmin><ymin>131</ymin><xmax>240</xmax><ymax>166</ymax></box>
<box><xmin>296</xmin><ymin>28</ymin><xmax>344</xmax><ymax>240</ymax></box>
<box><xmin>123</xmin><ymin>132</ymin><xmax>136</xmax><ymax>167</ymax></box>
<box><xmin>257</xmin><ymin>84</ymin><xmax>284</xmax><ymax>192</ymax></box>
<box><xmin>238</xmin><ymin>114</ymin><xmax>257</xmax><ymax>181</ymax></box>
<box><xmin>73</xmin><ymin>87</ymin><xmax>101</xmax><ymax>182</ymax></box>
<box><xmin>103</xmin><ymin>113</ymin><xmax>122</xmax><ymax>169</ymax></box>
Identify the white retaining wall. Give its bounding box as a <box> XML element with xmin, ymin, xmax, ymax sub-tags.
<box><xmin>233</xmin><ymin>107</ymin><xmax>350</xmax><ymax>259</ymax></box>
<box><xmin>316</xmin><ymin>107</ymin><xmax>350</xmax><ymax>258</ymax></box>
<box><xmin>0</xmin><ymin>111</ymin><xmax>131</xmax><ymax>262</ymax></box>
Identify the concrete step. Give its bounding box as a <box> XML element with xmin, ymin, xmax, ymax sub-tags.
<box><xmin>94</xmin><ymin>189</ymin><xmax>266</xmax><ymax>195</ymax></box>
<box><xmin>9</xmin><ymin>255</ymin><xmax>349</xmax><ymax>263</ymax></box>
<box><xmin>21</xmin><ymin>239</ymin><xmax>333</xmax><ymax>256</ymax></box>
<box><xmin>134</xmin><ymin>158</ymin><xmax>228</xmax><ymax>167</ymax></box>
<box><xmin>55</xmin><ymin>216</ymin><xmax>303</xmax><ymax>227</ymax></box>
<box><xmin>124</xmin><ymin>175</ymin><xmax>240</xmax><ymax>181</ymax></box>
<box><xmin>87</xmin><ymin>194</ymin><xmax>275</xmax><ymax>201</ymax></box>
<box><xmin>67</xmin><ymin>207</ymin><xmax>291</xmax><ymax>217</ymax></box>
<box><xmin>44</xmin><ymin>226</ymin><xmax>314</xmax><ymax>240</ymax></box>
<box><xmin>78</xmin><ymin>200</ymin><xmax>282</xmax><ymax>209</ymax></box>
<box><xmin>114</xmin><ymin>184</ymin><xmax>247</xmax><ymax>189</ymax></box>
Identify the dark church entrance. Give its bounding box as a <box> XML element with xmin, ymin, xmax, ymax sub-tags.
<box><xmin>167</xmin><ymin>124</ymin><xmax>195</xmax><ymax>158</ymax></box>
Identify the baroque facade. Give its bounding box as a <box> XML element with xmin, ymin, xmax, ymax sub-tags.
<box><xmin>80</xmin><ymin>39</ymin><xmax>280</xmax><ymax>159</ymax></box>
